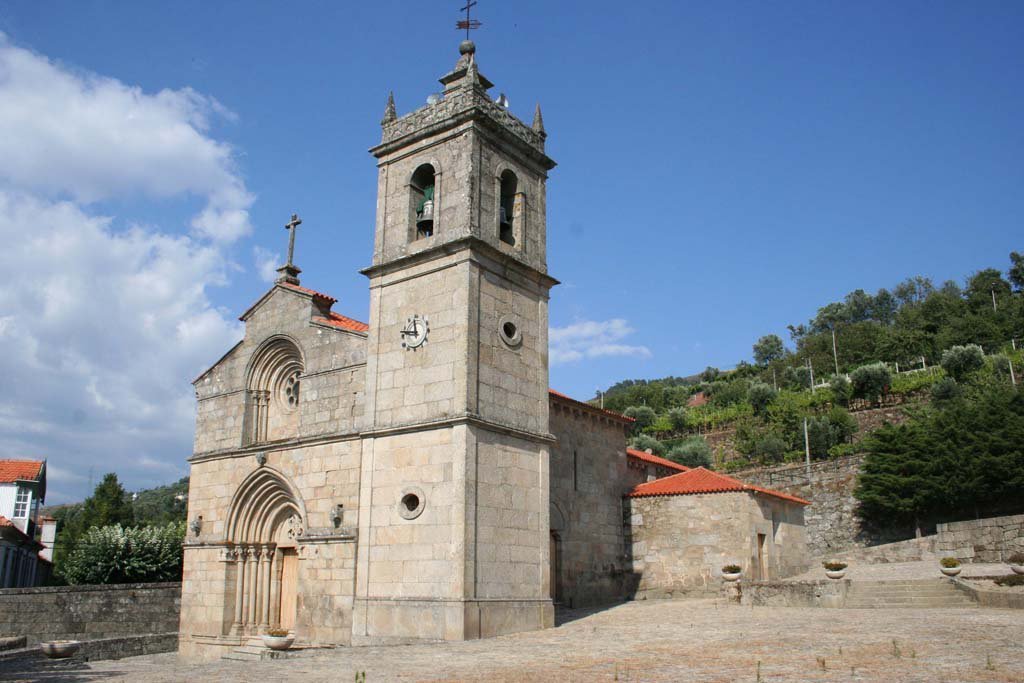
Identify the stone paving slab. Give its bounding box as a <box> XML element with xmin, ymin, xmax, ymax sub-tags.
<box><xmin>2</xmin><ymin>598</ymin><xmax>1022</xmax><ymax>682</ymax></box>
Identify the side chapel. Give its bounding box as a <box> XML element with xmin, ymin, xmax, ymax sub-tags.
<box><xmin>179</xmin><ymin>40</ymin><xmax>809</xmax><ymax>659</ymax></box>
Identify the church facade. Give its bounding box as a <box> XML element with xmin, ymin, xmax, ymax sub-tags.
<box><xmin>178</xmin><ymin>42</ymin><xmax>809</xmax><ymax>659</ymax></box>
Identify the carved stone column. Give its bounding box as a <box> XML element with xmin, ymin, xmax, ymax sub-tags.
<box><xmin>248</xmin><ymin>545</ymin><xmax>261</xmax><ymax>628</ymax></box>
<box><xmin>242</xmin><ymin>547</ymin><xmax>255</xmax><ymax>632</ymax></box>
<box><xmin>259</xmin><ymin>545</ymin><xmax>273</xmax><ymax>630</ymax></box>
<box><xmin>269</xmin><ymin>548</ymin><xmax>283</xmax><ymax>627</ymax></box>
<box><xmin>231</xmin><ymin>546</ymin><xmax>245</xmax><ymax>634</ymax></box>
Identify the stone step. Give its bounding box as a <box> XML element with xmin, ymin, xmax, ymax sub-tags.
<box><xmin>847</xmin><ymin>589</ymin><xmax>968</xmax><ymax>597</ymax></box>
<box><xmin>845</xmin><ymin>597</ymin><xmax>975</xmax><ymax>606</ymax></box>
<box><xmin>0</xmin><ymin>636</ymin><xmax>26</xmax><ymax>653</ymax></box>
<box><xmin>844</xmin><ymin>602</ymin><xmax>975</xmax><ymax>609</ymax></box>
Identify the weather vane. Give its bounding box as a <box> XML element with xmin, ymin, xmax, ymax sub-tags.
<box><xmin>456</xmin><ymin>1</ymin><xmax>482</xmax><ymax>40</ymax></box>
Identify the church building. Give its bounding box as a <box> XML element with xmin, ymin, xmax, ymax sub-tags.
<box><xmin>178</xmin><ymin>40</ymin><xmax>809</xmax><ymax>659</ymax></box>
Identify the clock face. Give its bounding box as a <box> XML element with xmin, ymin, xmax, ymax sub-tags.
<box><xmin>400</xmin><ymin>315</ymin><xmax>429</xmax><ymax>349</ymax></box>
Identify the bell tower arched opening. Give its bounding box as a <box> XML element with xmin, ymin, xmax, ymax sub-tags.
<box><xmin>410</xmin><ymin>163</ymin><xmax>436</xmax><ymax>239</ymax></box>
<box><xmin>499</xmin><ymin>170</ymin><xmax>518</xmax><ymax>246</ymax></box>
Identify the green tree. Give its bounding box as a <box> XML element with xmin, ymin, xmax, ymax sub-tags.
<box><xmin>623</xmin><ymin>405</ymin><xmax>657</xmax><ymax>431</ymax></box>
<box><xmin>830</xmin><ymin>374</ymin><xmax>852</xmax><ymax>407</ymax></box>
<box><xmin>701</xmin><ymin>366</ymin><xmax>720</xmax><ymax>382</ymax></box>
<box><xmin>941</xmin><ymin>344</ymin><xmax>985</xmax><ymax>381</ymax></box>
<box><xmin>747</xmin><ymin>382</ymin><xmax>777</xmax><ymax>416</ymax></box>
<box><xmin>667</xmin><ymin>407</ymin><xmax>688</xmax><ymax>432</ymax></box>
<box><xmin>1009</xmin><ymin>251</ymin><xmax>1024</xmax><ymax>292</ymax></box>
<box><xmin>667</xmin><ymin>437</ymin><xmax>713</xmax><ymax>468</ymax></box>
<box><xmin>850</xmin><ymin>362</ymin><xmax>891</xmax><ymax>403</ymax></box>
<box><xmin>629</xmin><ymin>434</ymin><xmax>665</xmax><ymax>456</ymax></box>
<box><xmin>930</xmin><ymin>377</ymin><xmax>961</xmax><ymax>403</ymax></box>
<box><xmin>752</xmin><ymin>334</ymin><xmax>785</xmax><ymax>366</ymax></box>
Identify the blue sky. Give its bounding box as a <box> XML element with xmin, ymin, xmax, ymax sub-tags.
<box><xmin>1</xmin><ymin>2</ymin><xmax>1021</xmax><ymax>501</ymax></box>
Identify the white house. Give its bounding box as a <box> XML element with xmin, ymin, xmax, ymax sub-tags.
<box><xmin>0</xmin><ymin>459</ymin><xmax>47</xmax><ymax>587</ymax></box>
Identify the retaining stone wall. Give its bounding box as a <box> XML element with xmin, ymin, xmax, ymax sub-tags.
<box><xmin>937</xmin><ymin>514</ymin><xmax>1024</xmax><ymax>563</ymax></box>
<box><xmin>0</xmin><ymin>582</ymin><xmax>180</xmax><ymax>647</ymax></box>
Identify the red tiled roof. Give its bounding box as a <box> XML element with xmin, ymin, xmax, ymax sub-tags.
<box><xmin>0</xmin><ymin>515</ymin><xmax>15</xmax><ymax>528</ymax></box>
<box><xmin>0</xmin><ymin>515</ymin><xmax>41</xmax><ymax>547</ymax></box>
<box><xmin>0</xmin><ymin>459</ymin><xmax>44</xmax><ymax>484</ymax></box>
<box><xmin>626</xmin><ymin>448</ymin><xmax>689</xmax><ymax>473</ymax></box>
<box><xmin>628</xmin><ymin>467</ymin><xmax>810</xmax><ymax>505</ymax></box>
<box><xmin>313</xmin><ymin>312</ymin><xmax>370</xmax><ymax>334</ymax></box>
<box><xmin>278</xmin><ymin>281</ymin><xmax>338</xmax><ymax>304</ymax></box>
<box><xmin>548</xmin><ymin>389</ymin><xmax>634</xmax><ymax>424</ymax></box>
<box><xmin>687</xmin><ymin>392</ymin><xmax>709</xmax><ymax>408</ymax></box>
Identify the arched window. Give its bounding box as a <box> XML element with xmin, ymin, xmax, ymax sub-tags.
<box><xmin>410</xmin><ymin>164</ymin><xmax>436</xmax><ymax>239</ymax></box>
<box><xmin>243</xmin><ymin>337</ymin><xmax>304</xmax><ymax>445</ymax></box>
<box><xmin>499</xmin><ymin>170</ymin><xmax>517</xmax><ymax>246</ymax></box>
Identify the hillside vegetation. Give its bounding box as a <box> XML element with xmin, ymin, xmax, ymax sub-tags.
<box><xmin>598</xmin><ymin>251</ymin><xmax>1024</xmax><ymax>471</ymax></box>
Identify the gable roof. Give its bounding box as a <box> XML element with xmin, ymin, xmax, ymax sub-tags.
<box><xmin>628</xmin><ymin>466</ymin><xmax>810</xmax><ymax>505</ymax></box>
<box><xmin>0</xmin><ymin>515</ymin><xmax>43</xmax><ymax>547</ymax></box>
<box><xmin>277</xmin><ymin>282</ymin><xmax>337</xmax><ymax>305</ymax></box>
<box><xmin>626</xmin><ymin>448</ymin><xmax>689</xmax><ymax>473</ymax></box>
<box><xmin>0</xmin><ymin>459</ymin><xmax>44</xmax><ymax>484</ymax></box>
<box><xmin>548</xmin><ymin>389</ymin><xmax>634</xmax><ymax>424</ymax></box>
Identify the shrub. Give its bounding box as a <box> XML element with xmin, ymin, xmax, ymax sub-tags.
<box><xmin>266</xmin><ymin>628</ymin><xmax>291</xmax><ymax>637</ymax></box>
<box><xmin>1006</xmin><ymin>552</ymin><xmax>1024</xmax><ymax>564</ymax></box>
<box><xmin>829</xmin><ymin>375</ymin><xmax>852</xmax><ymax>407</ymax></box>
<box><xmin>667</xmin><ymin>406</ymin><xmax>688</xmax><ymax>432</ymax></box>
<box><xmin>722</xmin><ymin>564</ymin><xmax>741</xmax><ymax>574</ymax></box>
<box><xmin>667</xmin><ymin>437</ymin><xmax>712</xmax><ymax>468</ymax></box>
<box><xmin>850</xmin><ymin>362</ymin><xmax>891</xmax><ymax>402</ymax></box>
<box><xmin>623</xmin><ymin>405</ymin><xmax>656</xmax><ymax>431</ymax></box>
<box><xmin>823</xmin><ymin>561</ymin><xmax>848</xmax><ymax>571</ymax></box>
<box><xmin>709</xmin><ymin>380</ymin><xmax>749</xmax><ymax>407</ymax></box>
<box><xmin>629</xmin><ymin>434</ymin><xmax>664</xmax><ymax>456</ymax></box>
<box><xmin>941</xmin><ymin>344</ymin><xmax>985</xmax><ymax>381</ymax></box>
<box><xmin>940</xmin><ymin>557</ymin><xmax>960</xmax><ymax>568</ymax></box>
<box><xmin>930</xmin><ymin>377</ymin><xmax>962</xmax><ymax>403</ymax></box>
<box><xmin>783</xmin><ymin>366</ymin><xmax>811</xmax><ymax>390</ymax></box>
<box><xmin>827</xmin><ymin>442</ymin><xmax>860</xmax><ymax>459</ymax></box>
<box><xmin>701</xmin><ymin>366</ymin><xmax>720</xmax><ymax>382</ymax></box>
<box><xmin>62</xmin><ymin>522</ymin><xmax>185</xmax><ymax>585</ymax></box>
<box><xmin>748</xmin><ymin>382</ymin><xmax>777</xmax><ymax>416</ymax></box>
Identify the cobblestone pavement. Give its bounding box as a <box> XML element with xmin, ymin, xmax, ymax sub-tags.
<box><xmin>4</xmin><ymin>598</ymin><xmax>1022</xmax><ymax>682</ymax></box>
<box><xmin>789</xmin><ymin>560</ymin><xmax>1008</xmax><ymax>581</ymax></box>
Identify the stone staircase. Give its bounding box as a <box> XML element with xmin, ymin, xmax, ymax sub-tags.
<box><xmin>222</xmin><ymin>638</ymin><xmax>291</xmax><ymax>662</ymax></box>
<box><xmin>842</xmin><ymin>579</ymin><xmax>977</xmax><ymax>609</ymax></box>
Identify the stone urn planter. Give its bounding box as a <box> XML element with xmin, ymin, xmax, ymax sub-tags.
<box><xmin>1006</xmin><ymin>553</ymin><xmax>1024</xmax><ymax>575</ymax></box>
<box><xmin>823</xmin><ymin>561</ymin><xmax>848</xmax><ymax>580</ymax></box>
<box><xmin>721</xmin><ymin>565</ymin><xmax>742</xmax><ymax>582</ymax></box>
<box><xmin>261</xmin><ymin>632</ymin><xmax>295</xmax><ymax>651</ymax></box>
<box><xmin>940</xmin><ymin>557</ymin><xmax>962</xmax><ymax>577</ymax></box>
<box><xmin>40</xmin><ymin>640</ymin><xmax>81</xmax><ymax>659</ymax></box>
<box><xmin>1010</xmin><ymin>564</ymin><xmax>1024</xmax><ymax>576</ymax></box>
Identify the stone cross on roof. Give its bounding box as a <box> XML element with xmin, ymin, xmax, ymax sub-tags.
<box><xmin>275</xmin><ymin>213</ymin><xmax>303</xmax><ymax>285</ymax></box>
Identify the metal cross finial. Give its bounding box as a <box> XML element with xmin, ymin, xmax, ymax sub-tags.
<box><xmin>457</xmin><ymin>1</ymin><xmax>482</xmax><ymax>39</ymax></box>
<box><xmin>284</xmin><ymin>213</ymin><xmax>302</xmax><ymax>267</ymax></box>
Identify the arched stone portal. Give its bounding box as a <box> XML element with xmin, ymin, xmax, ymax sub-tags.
<box><xmin>224</xmin><ymin>468</ymin><xmax>305</xmax><ymax>635</ymax></box>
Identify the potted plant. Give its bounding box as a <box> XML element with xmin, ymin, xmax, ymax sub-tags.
<box><xmin>721</xmin><ymin>564</ymin><xmax>742</xmax><ymax>582</ymax></box>
<box><xmin>823</xmin><ymin>560</ymin><xmax>848</xmax><ymax>579</ymax></box>
<box><xmin>940</xmin><ymin>557</ymin><xmax>962</xmax><ymax>577</ymax></box>
<box><xmin>261</xmin><ymin>628</ymin><xmax>295</xmax><ymax>651</ymax></box>
<box><xmin>1007</xmin><ymin>552</ymin><xmax>1024</xmax><ymax>575</ymax></box>
<box><xmin>40</xmin><ymin>640</ymin><xmax>81</xmax><ymax>659</ymax></box>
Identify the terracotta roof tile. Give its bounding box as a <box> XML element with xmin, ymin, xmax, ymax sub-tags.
<box><xmin>0</xmin><ymin>459</ymin><xmax>44</xmax><ymax>484</ymax></box>
<box><xmin>313</xmin><ymin>312</ymin><xmax>369</xmax><ymax>334</ymax></box>
<box><xmin>626</xmin><ymin>448</ymin><xmax>689</xmax><ymax>473</ymax></box>
<box><xmin>628</xmin><ymin>466</ymin><xmax>810</xmax><ymax>505</ymax></box>
<box><xmin>548</xmin><ymin>389</ymin><xmax>634</xmax><ymax>424</ymax></box>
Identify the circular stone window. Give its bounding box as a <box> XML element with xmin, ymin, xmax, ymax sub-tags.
<box><xmin>284</xmin><ymin>370</ymin><xmax>301</xmax><ymax>407</ymax></box>
<box><xmin>398</xmin><ymin>487</ymin><xmax>426</xmax><ymax>520</ymax></box>
<box><xmin>498</xmin><ymin>315</ymin><xmax>523</xmax><ymax>347</ymax></box>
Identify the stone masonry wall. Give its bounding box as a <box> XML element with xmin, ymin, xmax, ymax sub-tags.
<box><xmin>937</xmin><ymin>514</ymin><xmax>1024</xmax><ymax>563</ymax></box>
<box><xmin>730</xmin><ymin>455</ymin><xmax>868</xmax><ymax>557</ymax></box>
<box><xmin>0</xmin><ymin>582</ymin><xmax>180</xmax><ymax>647</ymax></box>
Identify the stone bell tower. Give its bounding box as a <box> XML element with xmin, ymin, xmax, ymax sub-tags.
<box><xmin>352</xmin><ymin>40</ymin><xmax>558</xmax><ymax>642</ymax></box>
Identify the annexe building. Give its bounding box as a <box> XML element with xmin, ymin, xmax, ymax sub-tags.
<box><xmin>179</xmin><ymin>42</ymin><xmax>808</xmax><ymax>659</ymax></box>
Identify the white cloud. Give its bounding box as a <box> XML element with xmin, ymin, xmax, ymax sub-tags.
<box><xmin>254</xmin><ymin>246</ymin><xmax>280</xmax><ymax>283</ymax></box>
<box><xmin>549</xmin><ymin>318</ymin><xmax>652</xmax><ymax>365</ymax></box>
<box><xmin>0</xmin><ymin>33</ymin><xmax>253</xmax><ymax>243</ymax></box>
<box><xmin>0</xmin><ymin>35</ymin><xmax>248</xmax><ymax>502</ymax></box>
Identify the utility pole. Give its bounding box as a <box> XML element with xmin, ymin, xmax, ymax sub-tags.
<box><xmin>807</xmin><ymin>358</ymin><xmax>815</xmax><ymax>393</ymax></box>
<box><xmin>803</xmin><ymin>418</ymin><xmax>811</xmax><ymax>477</ymax></box>
<box><xmin>1010</xmin><ymin>359</ymin><xmax>1017</xmax><ymax>389</ymax></box>
<box><xmin>772</xmin><ymin>367</ymin><xmax>777</xmax><ymax>392</ymax></box>
<box><xmin>991</xmin><ymin>284</ymin><xmax>998</xmax><ymax>313</ymax></box>
<box><xmin>831</xmin><ymin>326</ymin><xmax>840</xmax><ymax>376</ymax></box>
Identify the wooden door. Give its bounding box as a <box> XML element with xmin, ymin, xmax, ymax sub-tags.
<box><xmin>757</xmin><ymin>533</ymin><xmax>768</xmax><ymax>581</ymax></box>
<box><xmin>279</xmin><ymin>549</ymin><xmax>298</xmax><ymax>631</ymax></box>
